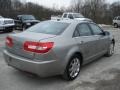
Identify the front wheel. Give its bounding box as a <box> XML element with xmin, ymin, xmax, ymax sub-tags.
<box><xmin>62</xmin><ymin>55</ymin><xmax>81</xmax><ymax>81</ymax></box>
<box><xmin>114</xmin><ymin>23</ymin><xmax>118</xmax><ymax>28</ymax></box>
<box><xmin>8</xmin><ymin>29</ymin><xmax>13</xmax><ymax>32</ymax></box>
<box><xmin>106</xmin><ymin>43</ymin><xmax>114</xmax><ymax>57</ymax></box>
<box><xmin>22</xmin><ymin>25</ymin><xmax>26</xmax><ymax>31</ymax></box>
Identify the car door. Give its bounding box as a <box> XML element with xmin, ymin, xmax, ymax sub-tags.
<box><xmin>88</xmin><ymin>23</ymin><xmax>110</xmax><ymax>55</ymax></box>
<box><xmin>16</xmin><ymin>16</ymin><xmax>22</xmax><ymax>29</ymax></box>
<box><xmin>74</xmin><ymin>23</ymin><xmax>98</xmax><ymax>62</ymax></box>
<box><xmin>117</xmin><ymin>16</ymin><xmax>120</xmax><ymax>26</ymax></box>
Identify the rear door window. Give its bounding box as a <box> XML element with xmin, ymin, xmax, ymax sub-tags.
<box><xmin>76</xmin><ymin>23</ymin><xmax>92</xmax><ymax>36</ymax></box>
<box><xmin>73</xmin><ymin>29</ymin><xmax>80</xmax><ymax>37</ymax></box>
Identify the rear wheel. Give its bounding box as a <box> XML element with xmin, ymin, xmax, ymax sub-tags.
<box><xmin>62</xmin><ymin>55</ymin><xmax>81</xmax><ymax>81</ymax></box>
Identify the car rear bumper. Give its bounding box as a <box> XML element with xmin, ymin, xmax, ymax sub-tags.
<box><xmin>3</xmin><ymin>50</ymin><xmax>63</xmax><ymax>77</ymax></box>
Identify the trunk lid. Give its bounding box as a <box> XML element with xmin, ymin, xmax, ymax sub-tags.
<box><xmin>6</xmin><ymin>32</ymin><xmax>56</xmax><ymax>59</ymax></box>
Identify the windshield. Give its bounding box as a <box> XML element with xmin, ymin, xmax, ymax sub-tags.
<box><xmin>26</xmin><ymin>21</ymin><xmax>70</xmax><ymax>35</ymax></box>
<box><xmin>73</xmin><ymin>13</ymin><xmax>84</xmax><ymax>18</ymax></box>
<box><xmin>22</xmin><ymin>15</ymin><xmax>35</xmax><ymax>20</ymax></box>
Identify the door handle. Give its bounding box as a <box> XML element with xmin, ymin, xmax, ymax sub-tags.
<box><xmin>99</xmin><ymin>36</ymin><xmax>104</xmax><ymax>40</ymax></box>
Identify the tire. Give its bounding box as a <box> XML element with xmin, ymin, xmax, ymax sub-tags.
<box><xmin>114</xmin><ymin>23</ymin><xmax>118</xmax><ymax>28</ymax></box>
<box><xmin>105</xmin><ymin>43</ymin><xmax>114</xmax><ymax>57</ymax></box>
<box><xmin>14</xmin><ymin>26</ymin><xmax>17</xmax><ymax>30</ymax></box>
<box><xmin>62</xmin><ymin>54</ymin><xmax>81</xmax><ymax>81</ymax></box>
<box><xmin>22</xmin><ymin>25</ymin><xmax>26</xmax><ymax>31</ymax></box>
<box><xmin>6</xmin><ymin>28</ymin><xmax>13</xmax><ymax>33</ymax></box>
<box><xmin>8</xmin><ymin>29</ymin><xmax>13</xmax><ymax>32</ymax></box>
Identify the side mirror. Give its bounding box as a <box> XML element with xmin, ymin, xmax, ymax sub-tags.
<box><xmin>103</xmin><ymin>31</ymin><xmax>110</xmax><ymax>36</ymax></box>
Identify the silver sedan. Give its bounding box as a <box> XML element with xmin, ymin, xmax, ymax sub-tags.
<box><xmin>3</xmin><ymin>20</ymin><xmax>115</xmax><ymax>80</ymax></box>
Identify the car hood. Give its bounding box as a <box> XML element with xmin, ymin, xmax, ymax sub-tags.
<box><xmin>0</xmin><ymin>18</ymin><xmax>13</xmax><ymax>21</ymax></box>
<box><xmin>23</xmin><ymin>20</ymin><xmax>40</xmax><ymax>23</ymax></box>
<box><xmin>0</xmin><ymin>17</ymin><xmax>13</xmax><ymax>20</ymax></box>
<box><xmin>0</xmin><ymin>18</ymin><xmax>14</xmax><ymax>25</ymax></box>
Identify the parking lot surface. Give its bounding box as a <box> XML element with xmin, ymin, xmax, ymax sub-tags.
<box><xmin>0</xmin><ymin>27</ymin><xmax>120</xmax><ymax>90</ymax></box>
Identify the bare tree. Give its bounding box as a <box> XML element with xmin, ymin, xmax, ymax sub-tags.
<box><xmin>110</xmin><ymin>1</ymin><xmax>120</xmax><ymax>18</ymax></box>
<box><xmin>0</xmin><ymin>0</ymin><xmax>120</xmax><ymax>24</ymax></box>
<box><xmin>70</xmin><ymin>0</ymin><xmax>84</xmax><ymax>13</ymax></box>
<box><xmin>0</xmin><ymin>0</ymin><xmax>62</xmax><ymax>20</ymax></box>
<box><xmin>69</xmin><ymin>0</ymin><xmax>110</xmax><ymax>24</ymax></box>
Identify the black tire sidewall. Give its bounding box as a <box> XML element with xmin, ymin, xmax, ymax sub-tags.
<box><xmin>106</xmin><ymin>43</ymin><xmax>114</xmax><ymax>57</ymax></box>
<box><xmin>63</xmin><ymin>55</ymin><xmax>81</xmax><ymax>80</ymax></box>
<box><xmin>22</xmin><ymin>24</ymin><xmax>26</xmax><ymax>31</ymax></box>
<box><xmin>114</xmin><ymin>23</ymin><xmax>118</xmax><ymax>28</ymax></box>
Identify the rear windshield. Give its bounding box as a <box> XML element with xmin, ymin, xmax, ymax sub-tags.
<box><xmin>26</xmin><ymin>21</ymin><xmax>70</xmax><ymax>35</ymax></box>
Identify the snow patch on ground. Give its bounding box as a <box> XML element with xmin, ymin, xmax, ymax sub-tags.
<box><xmin>98</xmin><ymin>24</ymin><xmax>112</xmax><ymax>27</ymax></box>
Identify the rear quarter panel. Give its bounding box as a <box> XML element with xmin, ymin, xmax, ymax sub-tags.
<box><xmin>34</xmin><ymin>36</ymin><xmax>82</xmax><ymax>74</ymax></box>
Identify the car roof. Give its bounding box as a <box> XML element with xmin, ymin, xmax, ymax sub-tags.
<box><xmin>64</xmin><ymin>12</ymin><xmax>81</xmax><ymax>14</ymax></box>
<box><xmin>18</xmin><ymin>15</ymin><xmax>33</xmax><ymax>17</ymax></box>
<box><xmin>51</xmin><ymin>19</ymin><xmax>92</xmax><ymax>24</ymax></box>
<box><xmin>63</xmin><ymin>12</ymin><xmax>84</xmax><ymax>16</ymax></box>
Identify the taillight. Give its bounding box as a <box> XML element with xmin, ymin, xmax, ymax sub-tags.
<box><xmin>6</xmin><ymin>36</ymin><xmax>13</xmax><ymax>47</ymax></box>
<box><xmin>23</xmin><ymin>41</ymin><xmax>54</xmax><ymax>53</ymax></box>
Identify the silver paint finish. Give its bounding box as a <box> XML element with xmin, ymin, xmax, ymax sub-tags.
<box><xmin>3</xmin><ymin>20</ymin><xmax>114</xmax><ymax>77</ymax></box>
